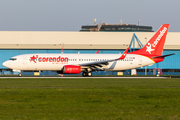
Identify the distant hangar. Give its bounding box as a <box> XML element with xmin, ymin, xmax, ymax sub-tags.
<box><xmin>0</xmin><ymin>31</ymin><xmax>180</xmax><ymax>50</ymax></box>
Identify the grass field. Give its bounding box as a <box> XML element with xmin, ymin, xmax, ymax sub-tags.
<box><xmin>0</xmin><ymin>78</ymin><xmax>180</xmax><ymax>120</ymax></box>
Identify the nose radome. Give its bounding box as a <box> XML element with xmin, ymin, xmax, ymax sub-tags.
<box><xmin>2</xmin><ymin>61</ymin><xmax>9</xmax><ymax>68</ymax></box>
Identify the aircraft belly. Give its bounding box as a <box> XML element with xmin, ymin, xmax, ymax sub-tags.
<box><xmin>107</xmin><ymin>56</ymin><xmax>155</xmax><ymax>71</ymax></box>
<box><xmin>113</xmin><ymin>61</ymin><xmax>138</xmax><ymax>70</ymax></box>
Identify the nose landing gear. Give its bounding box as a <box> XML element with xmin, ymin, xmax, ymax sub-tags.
<box><xmin>18</xmin><ymin>73</ymin><xmax>22</xmax><ymax>77</ymax></box>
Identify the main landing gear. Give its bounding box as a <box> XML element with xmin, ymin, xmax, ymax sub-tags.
<box><xmin>82</xmin><ymin>71</ymin><xmax>92</xmax><ymax>77</ymax></box>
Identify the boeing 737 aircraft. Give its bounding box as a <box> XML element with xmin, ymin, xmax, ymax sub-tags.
<box><xmin>3</xmin><ymin>24</ymin><xmax>175</xmax><ymax>76</ymax></box>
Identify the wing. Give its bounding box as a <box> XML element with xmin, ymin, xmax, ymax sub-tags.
<box><xmin>79</xmin><ymin>48</ymin><xmax>129</xmax><ymax>71</ymax></box>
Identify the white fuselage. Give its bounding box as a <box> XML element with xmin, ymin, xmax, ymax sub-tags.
<box><xmin>3</xmin><ymin>53</ymin><xmax>155</xmax><ymax>71</ymax></box>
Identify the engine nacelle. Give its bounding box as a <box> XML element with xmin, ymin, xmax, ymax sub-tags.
<box><xmin>63</xmin><ymin>65</ymin><xmax>81</xmax><ymax>74</ymax></box>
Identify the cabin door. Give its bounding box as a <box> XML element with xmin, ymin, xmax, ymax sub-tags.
<box><xmin>138</xmin><ymin>56</ymin><xmax>142</xmax><ymax>65</ymax></box>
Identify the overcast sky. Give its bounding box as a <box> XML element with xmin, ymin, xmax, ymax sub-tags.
<box><xmin>0</xmin><ymin>0</ymin><xmax>179</xmax><ymax>32</ymax></box>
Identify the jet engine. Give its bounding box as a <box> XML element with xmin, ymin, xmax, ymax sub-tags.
<box><xmin>62</xmin><ymin>65</ymin><xmax>81</xmax><ymax>74</ymax></box>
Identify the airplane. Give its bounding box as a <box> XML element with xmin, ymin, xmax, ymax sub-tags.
<box><xmin>2</xmin><ymin>24</ymin><xmax>175</xmax><ymax>77</ymax></box>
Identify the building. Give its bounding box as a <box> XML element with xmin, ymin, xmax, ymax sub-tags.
<box><xmin>80</xmin><ymin>23</ymin><xmax>153</xmax><ymax>32</ymax></box>
<box><xmin>0</xmin><ymin>25</ymin><xmax>180</xmax><ymax>75</ymax></box>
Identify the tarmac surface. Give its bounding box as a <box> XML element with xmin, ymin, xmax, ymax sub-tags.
<box><xmin>0</xmin><ymin>77</ymin><xmax>169</xmax><ymax>79</ymax></box>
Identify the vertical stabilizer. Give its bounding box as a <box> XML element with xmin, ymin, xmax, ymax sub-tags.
<box><xmin>129</xmin><ymin>24</ymin><xmax>169</xmax><ymax>56</ymax></box>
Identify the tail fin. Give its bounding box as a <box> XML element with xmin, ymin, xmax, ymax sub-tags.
<box><xmin>129</xmin><ymin>24</ymin><xmax>169</xmax><ymax>56</ymax></box>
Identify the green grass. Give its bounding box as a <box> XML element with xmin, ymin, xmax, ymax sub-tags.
<box><xmin>0</xmin><ymin>78</ymin><xmax>180</xmax><ymax>120</ymax></box>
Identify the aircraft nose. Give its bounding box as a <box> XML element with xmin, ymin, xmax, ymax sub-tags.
<box><xmin>2</xmin><ymin>61</ymin><xmax>9</xmax><ymax>68</ymax></box>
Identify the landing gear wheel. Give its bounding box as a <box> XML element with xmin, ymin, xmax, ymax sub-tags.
<box><xmin>88</xmin><ymin>72</ymin><xmax>92</xmax><ymax>77</ymax></box>
<box><xmin>82</xmin><ymin>72</ymin><xmax>86</xmax><ymax>77</ymax></box>
<box><xmin>82</xmin><ymin>72</ymin><xmax>92</xmax><ymax>77</ymax></box>
<box><xmin>18</xmin><ymin>73</ymin><xmax>22</xmax><ymax>77</ymax></box>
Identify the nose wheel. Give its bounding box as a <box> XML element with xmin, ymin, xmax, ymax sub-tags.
<box><xmin>18</xmin><ymin>73</ymin><xmax>22</xmax><ymax>77</ymax></box>
<box><xmin>82</xmin><ymin>72</ymin><xmax>92</xmax><ymax>77</ymax></box>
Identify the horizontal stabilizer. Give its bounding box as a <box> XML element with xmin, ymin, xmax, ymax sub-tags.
<box><xmin>151</xmin><ymin>53</ymin><xmax>176</xmax><ymax>58</ymax></box>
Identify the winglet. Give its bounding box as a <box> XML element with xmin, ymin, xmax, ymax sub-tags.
<box><xmin>118</xmin><ymin>47</ymin><xmax>129</xmax><ymax>60</ymax></box>
<box><xmin>96</xmin><ymin>50</ymin><xmax>99</xmax><ymax>54</ymax></box>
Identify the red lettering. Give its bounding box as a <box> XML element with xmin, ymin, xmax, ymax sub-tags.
<box><xmin>57</xmin><ymin>56</ymin><xmax>61</xmax><ymax>62</ymax></box>
<box><xmin>53</xmin><ymin>57</ymin><xmax>56</xmax><ymax>62</ymax></box>
<box><xmin>38</xmin><ymin>57</ymin><xmax>42</xmax><ymax>62</ymax></box>
<box><xmin>46</xmin><ymin>57</ymin><xmax>49</xmax><ymax>62</ymax></box>
<box><xmin>42</xmin><ymin>57</ymin><xmax>46</xmax><ymax>62</ymax></box>
<box><xmin>30</xmin><ymin>55</ymin><xmax>69</xmax><ymax>63</ymax></box>
<box><xmin>61</xmin><ymin>57</ymin><xmax>64</xmax><ymax>62</ymax></box>
<box><xmin>49</xmin><ymin>57</ymin><xmax>52</xmax><ymax>62</ymax></box>
<box><xmin>65</xmin><ymin>57</ymin><xmax>68</xmax><ymax>62</ymax></box>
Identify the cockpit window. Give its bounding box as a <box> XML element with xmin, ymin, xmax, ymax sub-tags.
<box><xmin>9</xmin><ymin>58</ymin><xmax>17</xmax><ymax>61</ymax></box>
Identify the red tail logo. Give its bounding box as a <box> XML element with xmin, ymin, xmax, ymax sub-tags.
<box><xmin>146</xmin><ymin>43</ymin><xmax>155</xmax><ymax>54</ymax></box>
<box><xmin>129</xmin><ymin>24</ymin><xmax>169</xmax><ymax>56</ymax></box>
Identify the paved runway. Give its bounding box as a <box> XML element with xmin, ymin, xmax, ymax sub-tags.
<box><xmin>0</xmin><ymin>77</ymin><xmax>169</xmax><ymax>79</ymax></box>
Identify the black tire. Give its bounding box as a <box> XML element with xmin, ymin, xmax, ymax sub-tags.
<box><xmin>88</xmin><ymin>72</ymin><xmax>92</xmax><ymax>77</ymax></box>
<box><xmin>82</xmin><ymin>72</ymin><xmax>86</xmax><ymax>77</ymax></box>
<box><xmin>18</xmin><ymin>73</ymin><xmax>22</xmax><ymax>77</ymax></box>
